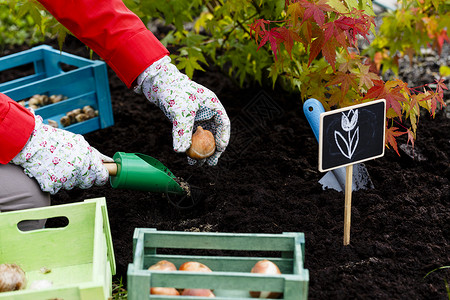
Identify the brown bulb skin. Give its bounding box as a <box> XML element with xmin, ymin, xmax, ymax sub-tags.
<box><xmin>60</xmin><ymin>116</ymin><xmax>71</xmax><ymax>127</ymax></box>
<box><xmin>182</xmin><ymin>289</ymin><xmax>215</xmax><ymax>297</ymax></box>
<box><xmin>249</xmin><ymin>260</ymin><xmax>282</xmax><ymax>299</ymax></box>
<box><xmin>148</xmin><ymin>260</ymin><xmax>179</xmax><ymax>296</ymax></box>
<box><xmin>0</xmin><ymin>263</ymin><xmax>26</xmax><ymax>292</ymax></box>
<box><xmin>179</xmin><ymin>261</ymin><xmax>212</xmax><ymax>273</ymax></box>
<box><xmin>148</xmin><ymin>260</ymin><xmax>177</xmax><ymax>272</ymax></box>
<box><xmin>150</xmin><ymin>287</ymin><xmax>180</xmax><ymax>296</ymax></box>
<box><xmin>186</xmin><ymin>126</ymin><xmax>216</xmax><ymax>160</ymax></box>
<box><xmin>178</xmin><ymin>262</ymin><xmax>214</xmax><ymax>297</ymax></box>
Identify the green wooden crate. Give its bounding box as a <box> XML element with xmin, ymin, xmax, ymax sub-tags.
<box><xmin>0</xmin><ymin>198</ymin><xmax>116</xmax><ymax>300</ymax></box>
<box><xmin>127</xmin><ymin>228</ymin><xmax>309</xmax><ymax>300</ymax></box>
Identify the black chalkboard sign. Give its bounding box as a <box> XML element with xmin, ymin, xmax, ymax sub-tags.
<box><xmin>319</xmin><ymin>99</ymin><xmax>386</xmax><ymax>172</ymax></box>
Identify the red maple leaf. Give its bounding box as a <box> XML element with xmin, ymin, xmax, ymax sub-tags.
<box><xmin>335</xmin><ymin>13</ymin><xmax>373</xmax><ymax>46</ymax></box>
<box><xmin>326</xmin><ymin>71</ymin><xmax>358</xmax><ymax>99</ymax></box>
<box><xmin>308</xmin><ymin>32</ymin><xmax>324</xmax><ymax>65</ymax></box>
<box><xmin>406</xmin><ymin>128</ymin><xmax>415</xmax><ymax>148</ymax></box>
<box><xmin>422</xmin><ymin>79</ymin><xmax>447</xmax><ymax>116</ymax></box>
<box><xmin>250</xmin><ymin>20</ymin><xmax>286</xmax><ymax>60</ymax></box>
<box><xmin>257</xmin><ymin>28</ymin><xmax>285</xmax><ymax>59</ymax></box>
<box><xmin>322</xmin><ymin>37</ymin><xmax>339</xmax><ymax>70</ymax></box>
<box><xmin>249</xmin><ymin>19</ymin><xmax>270</xmax><ymax>44</ymax></box>
<box><xmin>435</xmin><ymin>78</ymin><xmax>448</xmax><ymax>101</ymax></box>
<box><xmin>384</xmin><ymin>87</ymin><xmax>406</xmax><ymax>120</ymax></box>
<box><xmin>363</xmin><ymin>80</ymin><xmax>407</xmax><ymax>120</ymax></box>
<box><xmin>276</xmin><ymin>26</ymin><xmax>301</xmax><ymax>57</ymax></box>
<box><xmin>300</xmin><ymin>0</ymin><xmax>334</xmax><ymax>27</ymax></box>
<box><xmin>434</xmin><ymin>28</ymin><xmax>449</xmax><ymax>55</ymax></box>
<box><xmin>362</xmin><ymin>80</ymin><xmax>385</xmax><ymax>100</ymax></box>
<box><xmin>323</xmin><ymin>20</ymin><xmax>348</xmax><ymax>48</ymax></box>
<box><xmin>385</xmin><ymin>126</ymin><xmax>406</xmax><ymax>156</ymax></box>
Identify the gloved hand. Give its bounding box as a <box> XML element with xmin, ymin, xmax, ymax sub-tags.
<box><xmin>134</xmin><ymin>56</ymin><xmax>231</xmax><ymax>166</ymax></box>
<box><xmin>11</xmin><ymin>112</ymin><xmax>112</xmax><ymax>194</ymax></box>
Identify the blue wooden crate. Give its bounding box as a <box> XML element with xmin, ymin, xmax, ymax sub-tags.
<box><xmin>0</xmin><ymin>45</ymin><xmax>114</xmax><ymax>134</ymax></box>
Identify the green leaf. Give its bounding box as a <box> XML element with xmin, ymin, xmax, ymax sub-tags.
<box><xmin>439</xmin><ymin>65</ymin><xmax>450</xmax><ymax>77</ymax></box>
<box><xmin>160</xmin><ymin>31</ymin><xmax>176</xmax><ymax>47</ymax></box>
<box><xmin>343</xmin><ymin>0</ymin><xmax>360</xmax><ymax>11</ymax></box>
<box><xmin>183</xmin><ymin>31</ymin><xmax>207</xmax><ymax>47</ymax></box>
<box><xmin>194</xmin><ymin>11</ymin><xmax>213</xmax><ymax>33</ymax></box>
<box><xmin>424</xmin><ymin>265</ymin><xmax>450</xmax><ymax>278</ymax></box>
<box><xmin>327</xmin><ymin>0</ymin><xmax>350</xmax><ymax>13</ymax></box>
<box><xmin>174</xmin><ymin>55</ymin><xmax>206</xmax><ymax>79</ymax></box>
<box><xmin>359</xmin><ymin>0</ymin><xmax>375</xmax><ymax>16</ymax></box>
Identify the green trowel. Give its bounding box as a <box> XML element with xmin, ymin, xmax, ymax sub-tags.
<box><xmin>104</xmin><ymin>152</ymin><xmax>205</xmax><ymax>209</ymax></box>
<box><xmin>104</xmin><ymin>152</ymin><xmax>188</xmax><ymax>195</ymax></box>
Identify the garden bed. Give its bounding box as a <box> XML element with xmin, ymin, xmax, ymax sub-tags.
<box><xmin>3</xmin><ymin>36</ymin><xmax>450</xmax><ymax>299</ymax></box>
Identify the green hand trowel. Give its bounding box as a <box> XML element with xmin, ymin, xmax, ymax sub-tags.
<box><xmin>104</xmin><ymin>152</ymin><xmax>187</xmax><ymax>195</ymax></box>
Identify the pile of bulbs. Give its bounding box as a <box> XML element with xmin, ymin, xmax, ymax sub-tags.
<box><xmin>1</xmin><ymin>259</ymin><xmax>283</xmax><ymax>297</ymax></box>
<box><xmin>0</xmin><ymin>263</ymin><xmax>53</xmax><ymax>293</ymax></box>
<box><xmin>59</xmin><ymin>105</ymin><xmax>98</xmax><ymax>128</ymax></box>
<box><xmin>147</xmin><ymin>259</ymin><xmax>282</xmax><ymax>298</ymax></box>
<box><xmin>18</xmin><ymin>94</ymin><xmax>68</xmax><ymax>110</ymax></box>
<box><xmin>17</xmin><ymin>94</ymin><xmax>99</xmax><ymax>129</ymax></box>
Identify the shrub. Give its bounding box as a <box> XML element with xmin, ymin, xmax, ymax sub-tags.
<box><xmin>5</xmin><ymin>0</ymin><xmax>448</xmax><ymax>153</ymax></box>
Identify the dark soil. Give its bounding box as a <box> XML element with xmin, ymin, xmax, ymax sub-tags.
<box><xmin>3</xmin><ymin>36</ymin><xmax>450</xmax><ymax>299</ymax></box>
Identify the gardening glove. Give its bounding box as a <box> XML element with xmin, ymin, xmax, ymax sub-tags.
<box><xmin>11</xmin><ymin>111</ymin><xmax>112</xmax><ymax>195</ymax></box>
<box><xmin>134</xmin><ymin>55</ymin><xmax>231</xmax><ymax>166</ymax></box>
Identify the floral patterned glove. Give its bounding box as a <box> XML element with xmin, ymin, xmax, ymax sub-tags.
<box><xmin>134</xmin><ymin>56</ymin><xmax>231</xmax><ymax>166</ymax></box>
<box><xmin>11</xmin><ymin>112</ymin><xmax>111</xmax><ymax>194</ymax></box>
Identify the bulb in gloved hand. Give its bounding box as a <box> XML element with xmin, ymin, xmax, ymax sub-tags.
<box><xmin>186</xmin><ymin>126</ymin><xmax>216</xmax><ymax>160</ymax></box>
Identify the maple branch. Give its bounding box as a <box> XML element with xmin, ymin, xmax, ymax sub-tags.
<box><xmin>216</xmin><ymin>0</ymin><xmax>252</xmax><ymax>36</ymax></box>
<box><xmin>217</xmin><ymin>14</ymin><xmax>258</xmax><ymax>54</ymax></box>
<box><xmin>250</xmin><ymin>0</ymin><xmax>262</xmax><ymax>14</ymax></box>
<box><xmin>408</xmin><ymin>83</ymin><xmax>432</xmax><ymax>94</ymax></box>
<box><xmin>392</xmin><ymin>119</ymin><xmax>410</xmax><ymax>131</ymax></box>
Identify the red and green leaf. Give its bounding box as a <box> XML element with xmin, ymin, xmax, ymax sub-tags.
<box><xmin>385</xmin><ymin>126</ymin><xmax>406</xmax><ymax>156</ymax></box>
<box><xmin>248</xmin><ymin>0</ymin><xmax>448</xmax><ymax>154</ymax></box>
<box><xmin>300</xmin><ymin>0</ymin><xmax>334</xmax><ymax>26</ymax></box>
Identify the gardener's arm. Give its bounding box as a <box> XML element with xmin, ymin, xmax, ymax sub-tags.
<box><xmin>37</xmin><ymin>0</ymin><xmax>231</xmax><ymax>166</ymax></box>
<box><xmin>0</xmin><ymin>95</ymin><xmax>35</xmax><ymax>164</ymax></box>
<box><xmin>0</xmin><ymin>93</ymin><xmax>111</xmax><ymax>194</ymax></box>
<box><xmin>37</xmin><ymin>0</ymin><xmax>168</xmax><ymax>88</ymax></box>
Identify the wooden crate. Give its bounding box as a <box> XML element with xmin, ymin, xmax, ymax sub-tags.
<box><xmin>127</xmin><ymin>228</ymin><xmax>309</xmax><ymax>300</ymax></box>
<box><xmin>0</xmin><ymin>45</ymin><xmax>114</xmax><ymax>134</ymax></box>
<box><xmin>0</xmin><ymin>198</ymin><xmax>116</xmax><ymax>300</ymax></box>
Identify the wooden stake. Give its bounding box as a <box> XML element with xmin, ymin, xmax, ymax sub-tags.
<box><xmin>343</xmin><ymin>164</ymin><xmax>353</xmax><ymax>245</ymax></box>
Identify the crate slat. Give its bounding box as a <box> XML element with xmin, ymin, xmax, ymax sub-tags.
<box><xmin>0</xmin><ymin>45</ymin><xmax>114</xmax><ymax>134</ymax></box>
<box><xmin>143</xmin><ymin>230</ymin><xmax>302</xmax><ymax>251</ymax></box>
<box><xmin>128</xmin><ymin>228</ymin><xmax>309</xmax><ymax>300</ymax></box>
<box><xmin>145</xmin><ymin>254</ymin><xmax>294</xmax><ymax>274</ymax></box>
<box><xmin>0</xmin><ymin>198</ymin><xmax>116</xmax><ymax>300</ymax></box>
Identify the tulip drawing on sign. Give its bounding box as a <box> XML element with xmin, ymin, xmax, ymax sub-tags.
<box><xmin>335</xmin><ymin>109</ymin><xmax>359</xmax><ymax>159</ymax></box>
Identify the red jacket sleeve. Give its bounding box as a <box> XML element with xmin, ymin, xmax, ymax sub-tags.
<box><xmin>37</xmin><ymin>0</ymin><xmax>169</xmax><ymax>88</ymax></box>
<box><xmin>0</xmin><ymin>94</ymin><xmax>35</xmax><ymax>164</ymax></box>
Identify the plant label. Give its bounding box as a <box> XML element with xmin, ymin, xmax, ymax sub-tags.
<box><xmin>319</xmin><ymin>99</ymin><xmax>386</xmax><ymax>172</ymax></box>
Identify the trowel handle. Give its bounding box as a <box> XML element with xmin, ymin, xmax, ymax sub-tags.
<box><xmin>104</xmin><ymin>162</ymin><xmax>118</xmax><ymax>176</ymax></box>
<box><xmin>303</xmin><ymin>98</ymin><xmax>325</xmax><ymax>142</ymax></box>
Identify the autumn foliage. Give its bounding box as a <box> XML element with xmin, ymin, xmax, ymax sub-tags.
<box><xmin>9</xmin><ymin>0</ymin><xmax>447</xmax><ymax>155</ymax></box>
<box><xmin>249</xmin><ymin>0</ymin><xmax>448</xmax><ymax>154</ymax></box>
